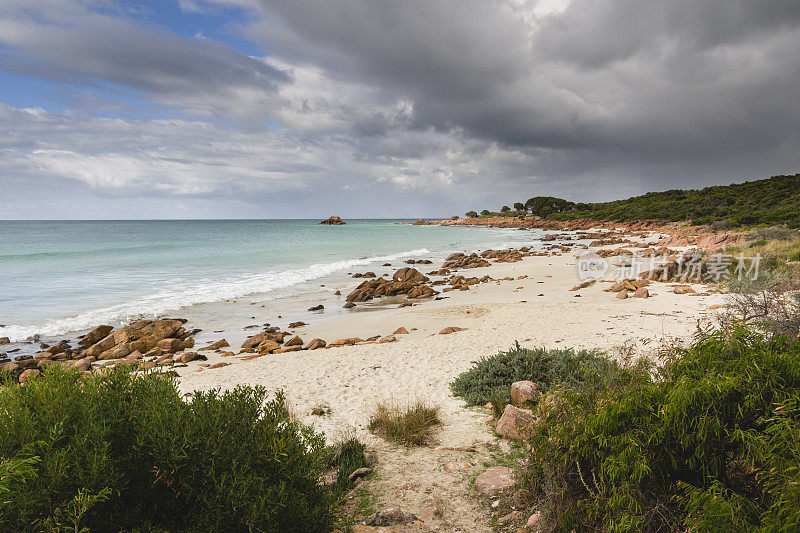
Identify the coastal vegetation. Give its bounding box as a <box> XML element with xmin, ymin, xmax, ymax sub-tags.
<box><xmin>452</xmin><ymin>322</ymin><xmax>800</xmax><ymax>531</ymax></box>
<box><xmin>450</xmin><ymin>344</ymin><xmax>609</xmax><ymax>408</ymax></box>
<box><xmin>0</xmin><ymin>366</ymin><xmax>348</xmax><ymax>532</ymax></box>
<box><xmin>466</xmin><ymin>173</ymin><xmax>800</xmax><ymax>228</ymax></box>
<box><xmin>368</xmin><ymin>400</ymin><xmax>442</xmax><ymax>446</ymax></box>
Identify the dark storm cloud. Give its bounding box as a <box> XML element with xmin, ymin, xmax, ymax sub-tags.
<box><xmin>253</xmin><ymin>0</ymin><xmax>800</xmax><ymax>189</ymax></box>
<box><xmin>2</xmin><ymin>0</ymin><xmax>800</xmax><ymax>219</ymax></box>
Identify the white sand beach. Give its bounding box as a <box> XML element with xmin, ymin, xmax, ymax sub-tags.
<box><xmin>174</xmin><ymin>238</ymin><xmax>727</xmax><ymax>532</ymax></box>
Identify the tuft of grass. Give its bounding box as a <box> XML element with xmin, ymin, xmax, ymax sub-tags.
<box><xmin>368</xmin><ymin>400</ymin><xmax>441</xmax><ymax>446</ymax></box>
<box><xmin>323</xmin><ymin>431</ymin><xmax>370</xmax><ymax>496</ymax></box>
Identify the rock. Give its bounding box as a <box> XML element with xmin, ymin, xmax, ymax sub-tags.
<box><xmin>343</xmin><ymin>302</ymin><xmax>356</xmax><ymax>309</ymax></box>
<box><xmin>328</xmin><ymin>337</ymin><xmax>363</xmax><ymax>348</ymax></box>
<box><xmin>633</xmin><ymin>287</ymin><xmax>649</xmax><ymax>298</ymax></box>
<box><xmin>81</xmin><ymin>319</ymin><xmax>187</xmax><ymax>359</ymax></box>
<box><xmin>419</xmin><ymin>506</ymin><xmax>441</xmax><ymax>520</ymax></box>
<box><xmin>203</xmin><ymin>339</ymin><xmax>229</xmax><ymax>351</ymax></box>
<box><xmin>673</xmin><ymin>285</ymin><xmax>696</xmax><ymax>294</ymax></box>
<box><xmin>284</xmin><ymin>335</ymin><xmax>304</xmax><ymax>347</ymax></box>
<box><xmin>304</xmin><ymin>338</ymin><xmax>327</xmax><ymax>350</ymax></box>
<box><xmin>334</xmin><ymin>290</ymin><xmax>342</xmax><ymax>295</ymax></box>
<box><xmin>0</xmin><ymin>337</ymin><xmax>10</xmax><ymax>345</ymax></box>
<box><xmin>319</xmin><ymin>215</ymin><xmax>346</xmax><ymax>225</ymax></box>
<box><xmin>348</xmin><ymin>467</ymin><xmax>372</xmax><ymax>481</ymax></box>
<box><xmin>79</xmin><ymin>325</ymin><xmax>113</xmax><ymax>346</ymax></box>
<box><xmin>179</xmin><ymin>352</ymin><xmax>199</xmax><ymax>363</ymax></box>
<box><xmin>392</xmin><ymin>267</ymin><xmax>429</xmax><ymax>284</ymax></box>
<box><xmin>157</xmin><ymin>338</ymin><xmax>184</xmax><ymax>353</ymax></box>
<box><xmin>311</xmin><ymin>406</ymin><xmax>327</xmax><ymax>416</ymax></box>
<box><xmin>439</xmin><ymin>326</ymin><xmax>466</xmax><ymax>334</ymax></box>
<box><xmin>474</xmin><ymin>466</ymin><xmax>515</xmax><ymax>495</ymax></box>
<box><xmin>393</xmin><ymin>327</ymin><xmax>409</xmax><ymax>335</ymax></box>
<box><xmin>442</xmin><ymin>252</ymin><xmax>491</xmax><ymax>269</ymax></box>
<box><xmin>569</xmin><ymin>280</ymin><xmax>596</xmax><ymax>291</ymax></box>
<box><xmin>377</xmin><ymin>335</ymin><xmax>397</xmax><ymax>343</ymax></box>
<box><xmin>608</xmin><ymin>282</ymin><xmax>625</xmax><ymax>292</ymax></box>
<box><xmin>71</xmin><ymin>357</ymin><xmax>93</xmax><ymax>372</ymax></box>
<box><xmin>496</xmin><ymin>404</ymin><xmax>536</xmax><ymax>440</ymax></box>
<box><xmin>308</xmin><ymin>305</ymin><xmax>325</xmax><ymax>312</ymax></box>
<box><xmin>207</xmin><ymin>362</ymin><xmax>230</xmax><ymax>369</ymax></box>
<box><xmin>510</xmin><ymin>381</ymin><xmax>540</xmax><ymax>404</ymax></box>
<box><xmin>288</xmin><ymin>321</ymin><xmax>307</xmax><ymax>328</ymax></box>
<box><xmin>616</xmin><ymin>290</ymin><xmax>629</xmax><ymax>299</ymax></box>
<box><xmin>363</xmin><ymin>508</ymin><xmax>419</xmax><ymax>527</ymax></box>
<box><xmin>274</xmin><ymin>345</ymin><xmax>303</xmax><ymax>354</ymax></box>
<box><xmin>257</xmin><ymin>340</ymin><xmax>282</xmax><ymax>354</ymax></box>
<box><xmin>241</xmin><ymin>332</ymin><xmax>268</xmax><ymax>350</ymax></box>
<box><xmin>18</xmin><ymin>368</ymin><xmax>40</xmax><ymax>384</ymax></box>
<box><xmin>527</xmin><ymin>512</ymin><xmax>543</xmax><ymax>528</ymax></box>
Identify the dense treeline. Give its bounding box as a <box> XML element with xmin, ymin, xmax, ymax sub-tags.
<box><xmin>466</xmin><ymin>174</ymin><xmax>800</xmax><ymax>228</ymax></box>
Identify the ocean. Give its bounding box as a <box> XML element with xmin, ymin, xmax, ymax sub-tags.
<box><xmin>0</xmin><ymin>219</ymin><xmax>552</xmax><ymax>345</ymax></box>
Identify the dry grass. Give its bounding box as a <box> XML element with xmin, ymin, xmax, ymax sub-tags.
<box><xmin>367</xmin><ymin>399</ymin><xmax>442</xmax><ymax>446</ymax></box>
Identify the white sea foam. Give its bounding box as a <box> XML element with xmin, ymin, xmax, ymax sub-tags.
<box><xmin>1</xmin><ymin>248</ymin><xmax>431</xmax><ymax>342</ymax></box>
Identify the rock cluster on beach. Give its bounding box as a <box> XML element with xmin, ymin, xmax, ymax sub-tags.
<box><xmin>0</xmin><ymin>319</ymin><xmax>199</xmax><ymax>383</ymax></box>
<box><xmin>346</xmin><ymin>267</ymin><xmax>439</xmax><ymax>302</ymax></box>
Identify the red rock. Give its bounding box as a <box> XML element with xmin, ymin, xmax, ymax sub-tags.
<box><xmin>510</xmin><ymin>381</ymin><xmax>540</xmax><ymax>404</ymax></box>
<box><xmin>633</xmin><ymin>287</ymin><xmax>649</xmax><ymax>298</ymax></box>
<box><xmin>616</xmin><ymin>290</ymin><xmax>629</xmax><ymax>299</ymax></box>
<box><xmin>496</xmin><ymin>404</ymin><xmax>536</xmax><ymax>440</ymax></box>
<box><xmin>284</xmin><ymin>335</ymin><xmax>304</xmax><ymax>347</ymax></box>
<box><xmin>393</xmin><ymin>327</ymin><xmax>409</xmax><ymax>335</ymax></box>
<box><xmin>19</xmin><ymin>369</ymin><xmax>40</xmax><ymax>384</ymax></box>
<box><xmin>328</xmin><ymin>337</ymin><xmax>364</xmax><ymax>347</ymax></box>
<box><xmin>378</xmin><ymin>335</ymin><xmax>397</xmax><ymax>343</ymax></box>
<box><xmin>207</xmin><ymin>362</ymin><xmax>230</xmax><ymax>369</ymax></box>
<box><xmin>79</xmin><ymin>325</ymin><xmax>113</xmax><ymax>346</ymax></box>
<box><xmin>202</xmin><ymin>339</ymin><xmax>229</xmax><ymax>351</ymax></box>
<box><xmin>474</xmin><ymin>466</ymin><xmax>515</xmax><ymax>495</ymax></box>
<box><xmin>439</xmin><ymin>327</ymin><xmax>465</xmax><ymax>334</ymax></box>
<box><xmin>304</xmin><ymin>338</ymin><xmax>327</xmax><ymax>350</ymax></box>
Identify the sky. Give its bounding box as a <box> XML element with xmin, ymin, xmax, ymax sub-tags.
<box><xmin>1</xmin><ymin>0</ymin><xmax>799</xmax><ymax>219</ymax></box>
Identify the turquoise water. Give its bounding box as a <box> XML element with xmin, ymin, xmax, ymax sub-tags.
<box><xmin>0</xmin><ymin>219</ymin><xmax>546</xmax><ymax>342</ymax></box>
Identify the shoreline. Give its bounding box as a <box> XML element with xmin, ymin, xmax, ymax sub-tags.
<box><xmin>2</xmin><ymin>224</ymin><xmax>733</xmax><ymax>532</ymax></box>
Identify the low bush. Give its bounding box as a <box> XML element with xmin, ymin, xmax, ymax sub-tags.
<box><xmin>450</xmin><ymin>343</ymin><xmax>610</xmax><ymax>406</ymax></box>
<box><xmin>523</xmin><ymin>325</ymin><xmax>800</xmax><ymax>531</ymax></box>
<box><xmin>0</xmin><ymin>366</ymin><xmax>336</xmax><ymax>532</ymax></box>
<box><xmin>368</xmin><ymin>400</ymin><xmax>441</xmax><ymax>446</ymax></box>
<box><xmin>323</xmin><ymin>432</ymin><xmax>371</xmax><ymax>496</ymax></box>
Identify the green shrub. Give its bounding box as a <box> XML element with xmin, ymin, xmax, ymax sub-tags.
<box><xmin>450</xmin><ymin>342</ymin><xmax>610</xmax><ymax>406</ymax></box>
<box><xmin>0</xmin><ymin>366</ymin><xmax>335</xmax><ymax>532</ymax></box>
<box><xmin>323</xmin><ymin>433</ymin><xmax>371</xmax><ymax>496</ymax></box>
<box><xmin>523</xmin><ymin>325</ymin><xmax>800</xmax><ymax>531</ymax></box>
<box><xmin>368</xmin><ymin>400</ymin><xmax>441</xmax><ymax>446</ymax></box>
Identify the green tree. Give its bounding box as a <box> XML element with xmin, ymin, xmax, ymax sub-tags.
<box><xmin>465</xmin><ymin>210</ymin><xmax>478</xmax><ymax>218</ymax></box>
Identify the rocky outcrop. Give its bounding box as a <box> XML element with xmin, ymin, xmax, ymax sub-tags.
<box><xmin>319</xmin><ymin>215</ymin><xmax>346</xmax><ymax>225</ymax></box>
<box><xmin>346</xmin><ymin>268</ymin><xmax>438</xmax><ymax>302</ymax></box>
<box><xmin>80</xmin><ymin>319</ymin><xmax>193</xmax><ymax>361</ymax></box>
<box><xmin>442</xmin><ymin>252</ymin><xmax>491</xmax><ymax>270</ymax></box>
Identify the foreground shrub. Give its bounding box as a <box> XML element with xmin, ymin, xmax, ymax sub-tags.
<box><xmin>450</xmin><ymin>343</ymin><xmax>610</xmax><ymax>406</ymax></box>
<box><xmin>368</xmin><ymin>400</ymin><xmax>441</xmax><ymax>446</ymax></box>
<box><xmin>0</xmin><ymin>366</ymin><xmax>335</xmax><ymax>532</ymax></box>
<box><xmin>524</xmin><ymin>326</ymin><xmax>800</xmax><ymax>532</ymax></box>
